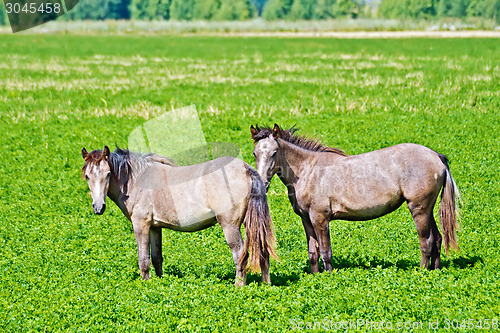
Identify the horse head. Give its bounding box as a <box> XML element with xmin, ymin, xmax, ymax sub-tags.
<box><xmin>81</xmin><ymin>146</ymin><xmax>111</xmax><ymax>215</ymax></box>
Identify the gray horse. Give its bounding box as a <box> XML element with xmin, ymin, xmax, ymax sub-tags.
<box><xmin>81</xmin><ymin>146</ymin><xmax>278</xmax><ymax>286</ymax></box>
<box><xmin>251</xmin><ymin>124</ymin><xmax>459</xmax><ymax>272</ymax></box>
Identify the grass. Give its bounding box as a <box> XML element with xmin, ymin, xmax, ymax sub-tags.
<box><xmin>0</xmin><ymin>35</ymin><xmax>499</xmax><ymax>331</ymax></box>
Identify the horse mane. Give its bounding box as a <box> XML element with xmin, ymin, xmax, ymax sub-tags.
<box><xmin>252</xmin><ymin>125</ymin><xmax>346</xmax><ymax>156</ymax></box>
<box><xmin>109</xmin><ymin>148</ymin><xmax>176</xmax><ymax>179</ymax></box>
<box><xmin>82</xmin><ymin>147</ymin><xmax>176</xmax><ymax>181</ymax></box>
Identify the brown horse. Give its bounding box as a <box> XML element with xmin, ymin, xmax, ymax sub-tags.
<box><xmin>81</xmin><ymin>146</ymin><xmax>278</xmax><ymax>286</ymax></box>
<box><xmin>251</xmin><ymin>124</ymin><xmax>459</xmax><ymax>272</ymax></box>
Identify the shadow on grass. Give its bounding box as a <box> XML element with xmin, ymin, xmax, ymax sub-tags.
<box><xmin>213</xmin><ymin>271</ymin><xmax>301</xmax><ymax>286</ymax></box>
<box><xmin>441</xmin><ymin>256</ymin><xmax>483</xmax><ymax>269</ymax></box>
<box><xmin>323</xmin><ymin>255</ymin><xmax>483</xmax><ymax>271</ymax></box>
<box><xmin>149</xmin><ymin>255</ymin><xmax>482</xmax><ymax>286</ymax></box>
<box><xmin>329</xmin><ymin>256</ymin><xmax>416</xmax><ymax>271</ymax></box>
<box><xmin>160</xmin><ymin>265</ymin><xmax>298</xmax><ymax>286</ymax></box>
<box><xmin>162</xmin><ymin>264</ymin><xmax>185</xmax><ymax>278</ymax></box>
<box><xmin>246</xmin><ymin>272</ymin><xmax>302</xmax><ymax>286</ymax></box>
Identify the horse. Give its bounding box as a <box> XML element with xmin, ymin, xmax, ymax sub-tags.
<box><xmin>250</xmin><ymin>124</ymin><xmax>460</xmax><ymax>272</ymax></box>
<box><xmin>81</xmin><ymin>146</ymin><xmax>278</xmax><ymax>286</ymax></box>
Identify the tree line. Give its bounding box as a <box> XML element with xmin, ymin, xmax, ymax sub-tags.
<box><xmin>379</xmin><ymin>0</ymin><xmax>500</xmax><ymax>20</ymax></box>
<box><xmin>1</xmin><ymin>0</ymin><xmax>499</xmax><ymax>25</ymax></box>
<box><xmin>1</xmin><ymin>2</ymin><xmax>6</xmax><ymax>25</ymax></box>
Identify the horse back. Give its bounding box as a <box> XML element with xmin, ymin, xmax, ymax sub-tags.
<box><xmin>133</xmin><ymin>157</ymin><xmax>252</xmax><ymax>231</ymax></box>
<box><xmin>299</xmin><ymin>143</ymin><xmax>446</xmax><ymax>220</ymax></box>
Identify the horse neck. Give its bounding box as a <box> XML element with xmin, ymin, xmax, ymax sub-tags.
<box><xmin>277</xmin><ymin>138</ymin><xmax>316</xmax><ymax>185</ymax></box>
<box><xmin>107</xmin><ymin>171</ymin><xmax>132</xmax><ymax>211</ymax></box>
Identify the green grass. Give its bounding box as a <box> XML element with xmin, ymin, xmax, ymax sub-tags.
<box><xmin>0</xmin><ymin>35</ymin><xmax>499</xmax><ymax>332</ymax></box>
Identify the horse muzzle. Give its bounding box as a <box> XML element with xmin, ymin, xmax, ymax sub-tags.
<box><xmin>93</xmin><ymin>203</ymin><xmax>106</xmax><ymax>215</ymax></box>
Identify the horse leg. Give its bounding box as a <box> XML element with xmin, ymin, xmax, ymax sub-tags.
<box><xmin>260</xmin><ymin>253</ymin><xmax>270</xmax><ymax>285</ymax></box>
<box><xmin>429</xmin><ymin>216</ymin><xmax>442</xmax><ymax>269</ymax></box>
<box><xmin>301</xmin><ymin>216</ymin><xmax>320</xmax><ymax>274</ymax></box>
<box><xmin>150</xmin><ymin>227</ymin><xmax>163</xmax><ymax>278</ymax></box>
<box><xmin>309</xmin><ymin>211</ymin><xmax>333</xmax><ymax>272</ymax></box>
<box><xmin>220</xmin><ymin>223</ymin><xmax>247</xmax><ymax>287</ymax></box>
<box><xmin>407</xmin><ymin>202</ymin><xmax>442</xmax><ymax>270</ymax></box>
<box><xmin>132</xmin><ymin>219</ymin><xmax>151</xmax><ymax>280</ymax></box>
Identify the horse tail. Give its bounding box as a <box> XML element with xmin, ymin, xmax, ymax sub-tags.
<box><xmin>438</xmin><ymin>154</ymin><xmax>461</xmax><ymax>255</ymax></box>
<box><xmin>240</xmin><ymin>166</ymin><xmax>279</xmax><ymax>273</ymax></box>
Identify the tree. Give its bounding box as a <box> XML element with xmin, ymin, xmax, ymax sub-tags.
<box><xmin>0</xmin><ymin>1</ymin><xmax>7</xmax><ymax>26</ymax></box>
<box><xmin>380</xmin><ymin>0</ymin><xmax>401</xmax><ymax>18</ymax></box>
<box><xmin>332</xmin><ymin>0</ymin><xmax>359</xmax><ymax>17</ymax></box>
<box><xmin>437</xmin><ymin>0</ymin><xmax>453</xmax><ymax>17</ymax></box>
<box><xmin>193</xmin><ymin>0</ymin><xmax>220</xmax><ymax>19</ymax></box>
<box><xmin>108</xmin><ymin>0</ymin><xmax>131</xmax><ymax>18</ymax></box>
<box><xmin>379</xmin><ymin>0</ymin><xmax>435</xmax><ymax>18</ymax></box>
<box><xmin>130</xmin><ymin>0</ymin><xmax>170</xmax><ymax>19</ymax></box>
<box><xmin>289</xmin><ymin>0</ymin><xmax>317</xmax><ymax>20</ymax></box>
<box><xmin>448</xmin><ymin>0</ymin><xmax>470</xmax><ymax>17</ymax></box>
<box><xmin>131</xmin><ymin>0</ymin><xmax>152</xmax><ymax>19</ymax></box>
<box><xmin>313</xmin><ymin>0</ymin><xmax>335</xmax><ymax>19</ymax></box>
<box><xmin>215</xmin><ymin>0</ymin><xmax>256</xmax><ymax>20</ymax></box>
<box><xmin>156</xmin><ymin>0</ymin><xmax>171</xmax><ymax>19</ymax></box>
<box><xmin>170</xmin><ymin>0</ymin><xmax>195</xmax><ymax>20</ymax></box>
<box><xmin>262</xmin><ymin>0</ymin><xmax>293</xmax><ymax>19</ymax></box>
<box><xmin>66</xmin><ymin>0</ymin><xmax>108</xmax><ymax>20</ymax></box>
<box><xmin>251</xmin><ymin>0</ymin><xmax>268</xmax><ymax>15</ymax></box>
<box><xmin>407</xmin><ymin>0</ymin><xmax>435</xmax><ymax>18</ymax></box>
<box><xmin>66</xmin><ymin>0</ymin><xmax>131</xmax><ymax>20</ymax></box>
<box><xmin>467</xmin><ymin>0</ymin><xmax>500</xmax><ymax>20</ymax></box>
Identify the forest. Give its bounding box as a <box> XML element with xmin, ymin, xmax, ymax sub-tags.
<box><xmin>0</xmin><ymin>0</ymin><xmax>499</xmax><ymax>25</ymax></box>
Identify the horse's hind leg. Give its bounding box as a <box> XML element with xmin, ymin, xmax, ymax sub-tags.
<box><xmin>301</xmin><ymin>216</ymin><xmax>320</xmax><ymax>274</ymax></box>
<box><xmin>220</xmin><ymin>223</ymin><xmax>247</xmax><ymax>286</ymax></box>
<box><xmin>260</xmin><ymin>254</ymin><xmax>270</xmax><ymax>285</ymax></box>
<box><xmin>429</xmin><ymin>216</ymin><xmax>442</xmax><ymax>269</ymax></box>
<box><xmin>150</xmin><ymin>227</ymin><xmax>163</xmax><ymax>278</ymax></box>
<box><xmin>407</xmin><ymin>202</ymin><xmax>442</xmax><ymax>270</ymax></box>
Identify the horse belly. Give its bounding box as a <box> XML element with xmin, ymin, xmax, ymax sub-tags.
<box><xmin>333</xmin><ymin>195</ymin><xmax>405</xmax><ymax>221</ymax></box>
<box><xmin>151</xmin><ymin>181</ymin><xmax>218</xmax><ymax>231</ymax></box>
<box><xmin>153</xmin><ymin>207</ymin><xmax>217</xmax><ymax>232</ymax></box>
<box><xmin>329</xmin><ymin>179</ymin><xmax>404</xmax><ymax>221</ymax></box>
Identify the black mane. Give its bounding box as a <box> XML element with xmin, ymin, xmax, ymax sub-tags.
<box><xmin>252</xmin><ymin>125</ymin><xmax>346</xmax><ymax>156</ymax></box>
<box><xmin>108</xmin><ymin>148</ymin><xmax>134</xmax><ymax>180</ymax></box>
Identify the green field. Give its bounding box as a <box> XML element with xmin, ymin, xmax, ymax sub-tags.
<box><xmin>0</xmin><ymin>35</ymin><xmax>499</xmax><ymax>331</ymax></box>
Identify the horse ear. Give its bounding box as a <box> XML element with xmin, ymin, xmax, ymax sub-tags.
<box><xmin>102</xmin><ymin>146</ymin><xmax>110</xmax><ymax>159</ymax></box>
<box><xmin>250</xmin><ymin>125</ymin><xmax>258</xmax><ymax>138</ymax></box>
<box><xmin>81</xmin><ymin>148</ymin><xmax>88</xmax><ymax>160</ymax></box>
<box><xmin>273</xmin><ymin>124</ymin><xmax>280</xmax><ymax>138</ymax></box>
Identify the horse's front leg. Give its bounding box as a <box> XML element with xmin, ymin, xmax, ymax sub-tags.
<box><xmin>309</xmin><ymin>211</ymin><xmax>333</xmax><ymax>272</ymax></box>
<box><xmin>132</xmin><ymin>218</ymin><xmax>151</xmax><ymax>280</ymax></box>
<box><xmin>150</xmin><ymin>227</ymin><xmax>163</xmax><ymax>277</ymax></box>
<box><xmin>301</xmin><ymin>216</ymin><xmax>320</xmax><ymax>274</ymax></box>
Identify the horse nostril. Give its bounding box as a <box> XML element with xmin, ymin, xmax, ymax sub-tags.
<box><xmin>97</xmin><ymin>204</ymin><xmax>105</xmax><ymax>215</ymax></box>
<box><xmin>92</xmin><ymin>203</ymin><xmax>105</xmax><ymax>215</ymax></box>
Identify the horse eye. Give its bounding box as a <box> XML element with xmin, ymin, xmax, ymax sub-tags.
<box><xmin>85</xmin><ymin>174</ymin><xmax>89</xmax><ymax>180</ymax></box>
<box><xmin>106</xmin><ymin>172</ymin><xmax>111</xmax><ymax>179</ymax></box>
<box><xmin>272</xmin><ymin>152</ymin><xmax>277</xmax><ymax>157</ymax></box>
